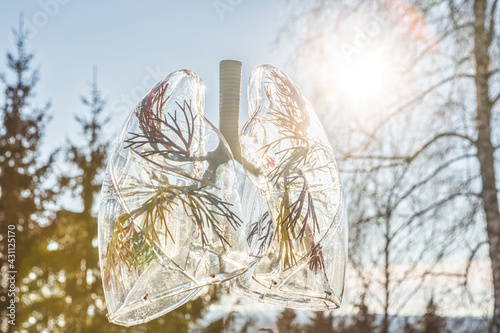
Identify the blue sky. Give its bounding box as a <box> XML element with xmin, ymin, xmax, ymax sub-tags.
<box><xmin>0</xmin><ymin>0</ymin><xmax>289</xmax><ymax>158</ymax></box>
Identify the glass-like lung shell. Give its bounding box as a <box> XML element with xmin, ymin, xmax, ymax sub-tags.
<box><xmin>98</xmin><ymin>70</ymin><xmax>250</xmax><ymax>326</ymax></box>
<box><xmin>235</xmin><ymin>65</ymin><xmax>348</xmax><ymax>310</ymax></box>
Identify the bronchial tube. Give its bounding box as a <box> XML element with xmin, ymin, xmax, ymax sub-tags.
<box><xmin>219</xmin><ymin>60</ymin><xmax>242</xmax><ymax>163</ymax></box>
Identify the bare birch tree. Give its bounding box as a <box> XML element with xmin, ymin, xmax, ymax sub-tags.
<box><xmin>281</xmin><ymin>0</ymin><xmax>499</xmax><ymax>331</ymax></box>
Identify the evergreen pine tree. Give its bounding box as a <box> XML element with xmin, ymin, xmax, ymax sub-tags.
<box><xmin>18</xmin><ymin>69</ymin><xmax>110</xmax><ymax>332</ymax></box>
<box><xmin>419</xmin><ymin>297</ymin><xmax>449</xmax><ymax>333</ymax></box>
<box><xmin>343</xmin><ymin>296</ymin><xmax>376</xmax><ymax>333</ymax></box>
<box><xmin>0</xmin><ymin>20</ymin><xmax>55</xmax><ymax>333</ymax></box>
<box><xmin>304</xmin><ymin>311</ymin><xmax>335</xmax><ymax>333</ymax></box>
<box><xmin>276</xmin><ymin>308</ymin><xmax>303</xmax><ymax>333</ymax></box>
<box><xmin>61</xmin><ymin>67</ymin><xmax>108</xmax><ymax>215</ymax></box>
<box><xmin>402</xmin><ymin>318</ymin><xmax>418</xmax><ymax>333</ymax></box>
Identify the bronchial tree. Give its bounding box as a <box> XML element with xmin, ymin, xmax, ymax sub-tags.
<box><xmin>0</xmin><ymin>21</ymin><xmax>55</xmax><ymax>333</ymax></box>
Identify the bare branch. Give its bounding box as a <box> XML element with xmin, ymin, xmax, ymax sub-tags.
<box><xmin>393</xmin><ymin>268</ymin><xmax>434</xmax><ymax>314</ymax></box>
<box><xmin>488</xmin><ymin>0</ymin><xmax>499</xmax><ymax>44</ymax></box>
<box><xmin>342</xmin><ymin>133</ymin><xmax>475</xmax><ymax>178</ymax></box>
<box><xmin>372</xmin><ymin>75</ymin><xmax>476</xmax><ymax>143</ymax></box>
<box><xmin>400</xmin><ymin>22</ymin><xmax>474</xmax><ymax>73</ymax></box>
<box><xmin>391</xmin><ymin>191</ymin><xmax>480</xmax><ymax>239</ymax></box>
<box><xmin>345</xmin><ymin>154</ymin><xmax>406</xmax><ymax>161</ymax></box>
<box><xmin>409</xmin><ymin>132</ymin><xmax>475</xmax><ymax>161</ymax></box>
<box><xmin>345</xmin><ymin>132</ymin><xmax>474</xmax><ymax>166</ymax></box>
<box><xmin>340</xmin><ymin>162</ymin><xmax>406</xmax><ymax>174</ymax></box>
<box><xmin>463</xmin><ymin>241</ymin><xmax>488</xmax><ymax>289</ymax></box>
<box><xmin>492</xmin><ymin>92</ymin><xmax>500</xmax><ymax>108</ymax></box>
<box><xmin>392</xmin><ymin>153</ymin><xmax>477</xmax><ymax>211</ymax></box>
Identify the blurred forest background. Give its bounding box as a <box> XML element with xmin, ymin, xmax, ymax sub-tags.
<box><xmin>1</xmin><ymin>0</ymin><xmax>499</xmax><ymax>332</ymax></box>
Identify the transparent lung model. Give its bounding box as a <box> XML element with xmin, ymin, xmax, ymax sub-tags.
<box><xmin>232</xmin><ymin>65</ymin><xmax>348</xmax><ymax>310</ymax></box>
<box><xmin>98</xmin><ymin>70</ymin><xmax>252</xmax><ymax>326</ymax></box>
<box><xmin>98</xmin><ymin>62</ymin><xmax>347</xmax><ymax>326</ymax></box>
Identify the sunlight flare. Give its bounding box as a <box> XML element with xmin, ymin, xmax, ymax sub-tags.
<box><xmin>334</xmin><ymin>52</ymin><xmax>392</xmax><ymax>110</ymax></box>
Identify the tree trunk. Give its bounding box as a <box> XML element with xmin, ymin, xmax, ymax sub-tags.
<box><xmin>381</xmin><ymin>217</ymin><xmax>391</xmax><ymax>333</ymax></box>
<box><xmin>473</xmin><ymin>0</ymin><xmax>500</xmax><ymax>331</ymax></box>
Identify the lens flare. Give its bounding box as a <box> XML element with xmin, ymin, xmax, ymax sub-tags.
<box><xmin>383</xmin><ymin>0</ymin><xmax>440</xmax><ymax>53</ymax></box>
<box><xmin>334</xmin><ymin>52</ymin><xmax>391</xmax><ymax>110</ymax></box>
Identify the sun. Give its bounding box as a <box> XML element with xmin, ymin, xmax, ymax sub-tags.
<box><xmin>334</xmin><ymin>52</ymin><xmax>392</xmax><ymax>111</ymax></box>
